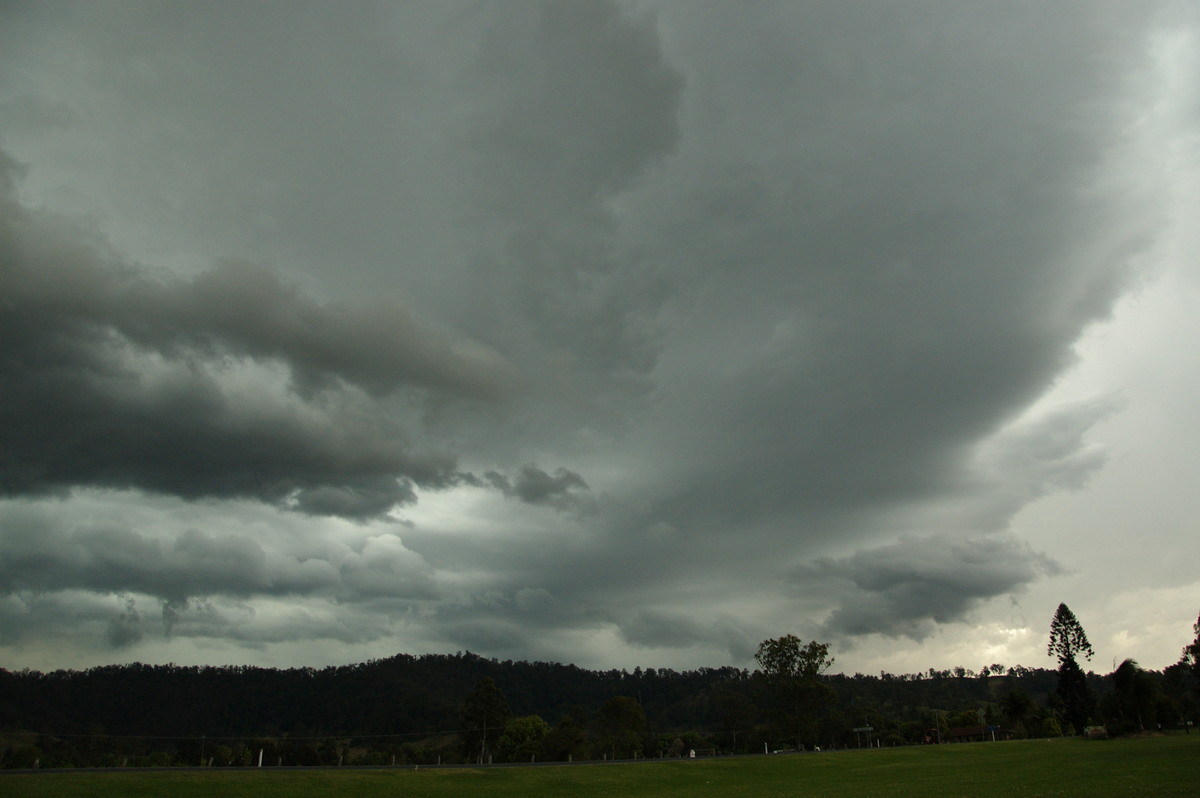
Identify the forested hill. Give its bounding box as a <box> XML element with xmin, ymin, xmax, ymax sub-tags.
<box><xmin>2</xmin><ymin>652</ymin><xmax>1090</xmax><ymax>740</ymax></box>
<box><xmin>1</xmin><ymin>652</ymin><xmax>750</xmax><ymax>739</ymax></box>
<box><xmin>2</xmin><ymin>651</ymin><xmax>1195</xmax><ymax>768</ymax></box>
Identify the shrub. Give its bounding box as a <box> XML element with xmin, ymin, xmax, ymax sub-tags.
<box><xmin>1039</xmin><ymin>717</ymin><xmax>1063</xmax><ymax>737</ymax></box>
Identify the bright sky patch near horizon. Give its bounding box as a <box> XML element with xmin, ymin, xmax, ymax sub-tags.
<box><xmin>1</xmin><ymin>1</ymin><xmax>1197</xmax><ymax>677</ymax></box>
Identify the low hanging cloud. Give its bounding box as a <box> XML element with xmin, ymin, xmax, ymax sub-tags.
<box><xmin>0</xmin><ymin>502</ymin><xmax>438</xmax><ymax>605</ymax></box>
<box><xmin>612</xmin><ymin>0</ymin><xmax>1166</xmax><ymax>551</ymax></box>
<box><xmin>0</xmin><ymin>152</ymin><xmax>514</xmax><ymax>519</ymax></box>
<box><xmin>0</xmin><ymin>1</ymin><xmax>1194</xmax><ymax>672</ymax></box>
<box><xmin>794</xmin><ymin>534</ymin><xmax>1063</xmax><ymax>641</ymax></box>
<box><xmin>105</xmin><ymin>595</ymin><xmax>143</xmax><ymax>648</ymax></box>
<box><xmin>0</xmin><ymin>496</ymin><xmax>442</xmax><ymax>651</ymax></box>
<box><xmin>461</xmin><ymin>0</ymin><xmax>684</xmax><ymax>411</ymax></box>
<box><xmin>618</xmin><ymin>608</ymin><xmax>757</xmax><ymax>661</ymax></box>
<box><xmin>123</xmin><ymin>260</ymin><xmax>517</xmax><ymax>401</ymax></box>
<box><xmin>483</xmin><ymin>465</ymin><xmax>591</xmax><ymax>511</ymax></box>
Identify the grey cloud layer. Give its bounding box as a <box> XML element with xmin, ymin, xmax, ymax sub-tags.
<box><xmin>484</xmin><ymin>465</ymin><xmax>591</xmax><ymax>511</ymax></box>
<box><xmin>0</xmin><ymin>502</ymin><xmax>435</xmax><ymax>605</ymax></box>
<box><xmin>0</xmin><ymin>1</ymin><xmax>1188</xmax><ymax>667</ymax></box>
<box><xmin>456</xmin><ymin>0</ymin><xmax>684</xmax><ymax>423</ymax></box>
<box><xmin>0</xmin><ymin>152</ymin><xmax>517</xmax><ymax>517</ymax></box>
<box><xmin>793</xmin><ymin>534</ymin><xmax>1063</xmax><ymax>640</ymax></box>
<box><xmin>627</xmin><ymin>1</ymin><xmax>1158</xmax><ymax>538</ymax></box>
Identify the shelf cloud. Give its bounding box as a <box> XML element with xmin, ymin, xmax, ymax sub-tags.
<box><xmin>1</xmin><ymin>0</ymin><xmax>1196</xmax><ymax>674</ymax></box>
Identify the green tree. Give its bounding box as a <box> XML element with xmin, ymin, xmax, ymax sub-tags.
<box><xmin>494</xmin><ymin>714</ymin><xmax>550</xmax><ymax>762</ymax></box>
<box><xmin>540</xmin><ymin>712</ymin><xmax>590</xmax><ymax>762</ymax></box>
<box><xmin>461</xmin><ymin>677</ymin><xmax>510</xmax><ymax>763</ymax></box>
<box><xmin>1001</xmin><ymin>688</ymin><xmax>1036</xmax><ymax>737</ymax></box>
<box><xmin>596</xmin><ymin>696</ymin><xmax>645</xmax><ymax>760</ymax></box>
<box><xmin>715</xmin><ymin>689</ymin><xmax>753</xmax><ymax>752</ymax></box>
<box><xmin>1047</xmin><ymin>603</ymin><xmax>1094</xmax><ymax>735</ymax></box>
<box><xmin>1048</xmin><ymin>603</ymin><xmax>1095</xmax><ymax>665</ymax></box>
<box><xmin>1184</xmin><ymin>611</ymin><xmax>1200</xmax><ymax>703</ymax></box>
<box><xmin>1111</xmin><ymin>658</ymin><xmax>1159</xmax><ymax>733</ymax></box>
<box><xmin>754</xmin><ymin>635</ymin><xmax>835</xmax><ymax>750</ymax></box>
<box><xmin>1040</xmin><ymin>716</ymin><xmax>1063</xmax><ymax>737</ymax></box>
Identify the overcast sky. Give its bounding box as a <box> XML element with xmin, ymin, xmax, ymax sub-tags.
<box><xmin>2</xmin><ymin>1</ymin><xmax>1198</xmax><ymax>678</ymax></box>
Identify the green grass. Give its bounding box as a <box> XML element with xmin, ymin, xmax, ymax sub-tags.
<box><xmin>3</xmin><ymin>734</ymin><xmax>1197</xmax><ymax>798</ymax></box>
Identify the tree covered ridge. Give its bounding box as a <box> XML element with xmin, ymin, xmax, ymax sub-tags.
<box><xmin>0</xmin><ymin>609</ymin><xmax>1197</xmax><ymax>768</ymax></box>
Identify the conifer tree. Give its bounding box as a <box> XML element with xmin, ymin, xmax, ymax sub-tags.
<box><xmin>1047</xmin><ymin>603</ymin><xmax>1094</xmax><ymax>734</ymax></box>
<box><xmin>1047</xmin><ymin>603</ymin><xmax>1094</xmax><ymax>666</ymax></box>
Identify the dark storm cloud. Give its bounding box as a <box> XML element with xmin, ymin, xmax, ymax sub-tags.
<box><xmin>0</xmin><ymin>157</ymin><xmax>513</xmax><ymax>401</ymax></box>
<box><xmin>484</xmin><ymin>465</ymin><xmax>590</xmax><ymax>510</ymax></box>
<box><xmin>0</xmin><ymin>502</ymin><xmax>437</xmax><ymax>608</ymax></box>
<box><xmin>618</xmin><ymin>609</ymin><xmax>757</xmax><ymax>660</ymax></box>
<box><xmin>288</xmin><ymin>478</ymin><xmax>417</xmax><ymax>520</ymax></box>
<box><xmin>0</xmin><ymin>591</ymin><xmax>135</xmax><ymax>648</ymax></box>
<box><xmin>0</xmin><ymin>0</ymin><xmax>1191</xmax><ymax>669</ymax></box>
<box><xmin>794</xmin><ymin>534</ymin><xmax>1063</xmax><ymax>640</ymax></box>
<box><xmin>469</xmin><ymin>1</ymin><xmax>683</xmax><ymax>213</ymax></box>
<box><xmin>0</xmin><ymin>587</ymin><xmax>401</xmax><ymax>651</ymax></box>
<box><xmin>460</xmin><ymin>0</ymin><xmax>684</xmax><ymax>409</ymax></box>
<box><xmin>0</xmin><ymin>152</ymin><xmax>513</xmax><ymax>518</ymax></box>
<box><xmin>417</xmin><ymin>585</ymin><xmax>605</xmax><ymax>662</ymax></box>
<box><xmin>105</xmin><ymin>596</ymin><xmax>143</xmax><ymax>648</ymax></box>
<box><xmin>621</xmin><ymin>0</ymin><xmax>1163</xmax><ymax>543</ymax></box>
<box><xmin>132</xmin><ymin>262</ymin><xmax>515</xmax><ymax>400</ymax></box>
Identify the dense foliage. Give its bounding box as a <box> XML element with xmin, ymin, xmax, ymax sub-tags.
<box><xmin>1</xmin><ymin>608</ymin><xmax>1196</xmax><ymax>768</ymax></box>
<box><xmin>754</xmin><ymin>636</ymin><xmax>835</xmax><ymax>749</ymax></box>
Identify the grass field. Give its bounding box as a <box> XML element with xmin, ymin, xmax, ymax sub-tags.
<box><xmin>3</xmin><ymin>734</ymin><xmax>1196</xmax><ymax>797</ymax></box>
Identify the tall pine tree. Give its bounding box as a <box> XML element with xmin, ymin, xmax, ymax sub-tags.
<box><xmin>1047</xmin><ymin>603</ymin><xmax>1094</xmax><ymax>734</ymax></box>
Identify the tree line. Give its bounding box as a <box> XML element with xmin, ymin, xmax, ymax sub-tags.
<box><xmin>1</xmin><ymin>606</ymin><xmax>1196</xmax><ymax>768</ymax></box>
